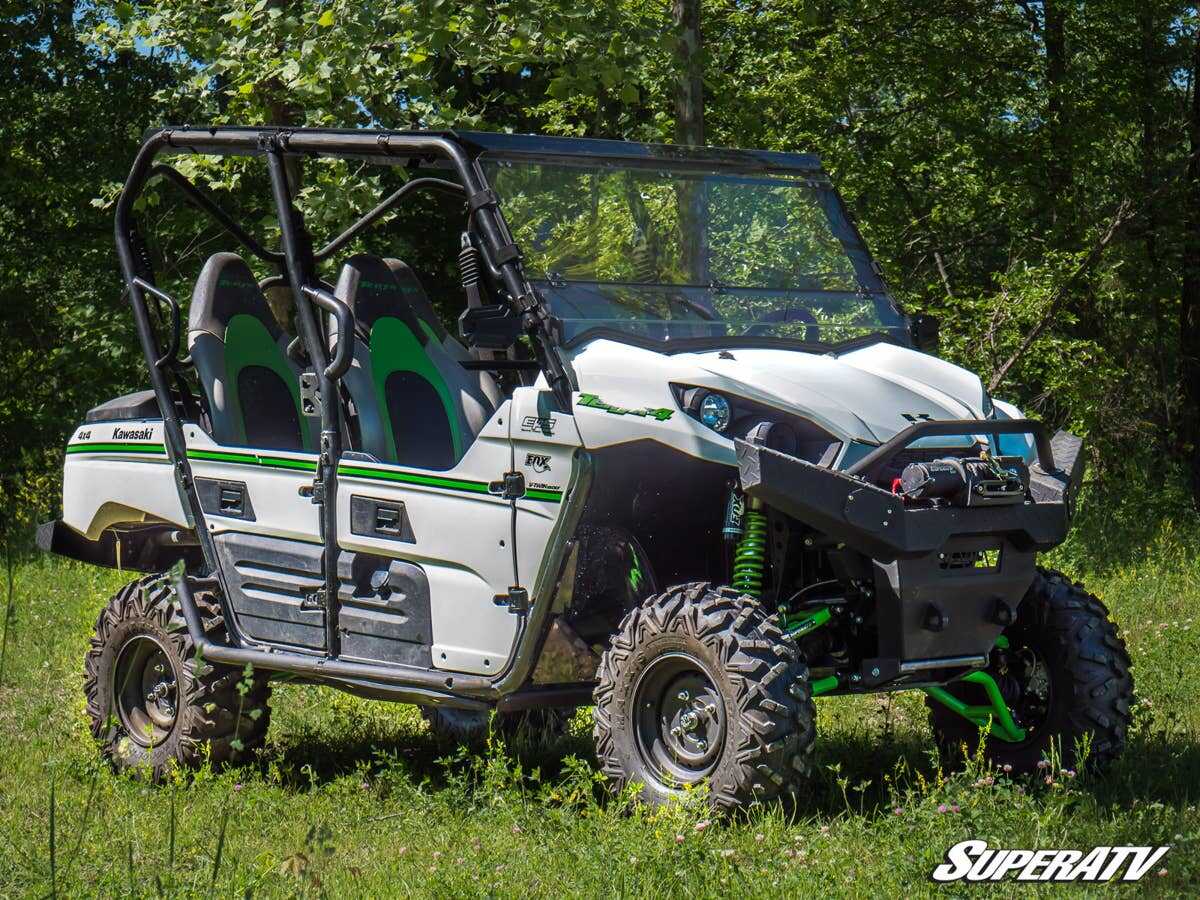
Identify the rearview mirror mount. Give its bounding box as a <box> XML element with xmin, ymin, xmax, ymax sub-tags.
<box><xmin>459</xmin><ymin>304</ymin><xmax>523</xmax><ymax>350</ymax></box>
<box><xmin>910</xmin><ymin>313</ymin><xmax>940</xmax><ymax>353</ymax></box>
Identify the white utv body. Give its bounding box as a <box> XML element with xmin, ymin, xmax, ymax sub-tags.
<box><xmin>42</xmin><ymin>127</ymin><xmax>1131</xmax><ymax>810</ymax></box>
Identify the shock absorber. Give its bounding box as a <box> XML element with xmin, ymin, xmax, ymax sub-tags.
<box><xmin>458</xmin><ymin>232</ymin><xmax>484</xmax><ymax>308</ymax></box>
<box><xmin>731</xmin><ymin>497</ymin><xmax>768</xmax><ymax>599</ymax></box>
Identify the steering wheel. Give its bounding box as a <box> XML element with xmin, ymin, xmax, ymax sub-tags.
<box><xmin>745</xmin><ymin>305</ymin><xmax>821</xmax><ymax>342</ymax></box>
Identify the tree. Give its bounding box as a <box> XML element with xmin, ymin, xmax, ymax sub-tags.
<box><xmin>0</xmin><ymin>1</ymin><xmax>176</xmax><ymax>546</ymax></box>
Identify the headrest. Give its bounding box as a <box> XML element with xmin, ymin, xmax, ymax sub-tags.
<box><xmin>384</xmin><ymin>258</ymin><xmax>449</xmax><ymax>342</ymax></box>
<box><xmin>188</xmin><ymin>252</ymin><xmax>281</xmax><ymax>342</ymax></box>
<box><xmin>334</xmin><ymin>254</ymin><xmax>426</xmax><ymax>339</ymax></box>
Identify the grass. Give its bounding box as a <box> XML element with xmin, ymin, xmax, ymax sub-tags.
<box><xmin>1</xmin><ymin>500</ymin><xmax>1199</xmax><ymax>896</ymax></box>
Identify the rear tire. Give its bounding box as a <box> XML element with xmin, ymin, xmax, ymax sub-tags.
<box><xmin>84</xmin><ymin>574</ymin><xmax>272</xmax><ymax>780</ymax></box>
<box><xmin>593</xmin><ymin>583</ymin><xmax>815</xmax><ymax>811</ymax></box>
<box><xmin>927</xmin><ymin>568</ymin><xmax>1132</xmax><ymax>773</ymax></box>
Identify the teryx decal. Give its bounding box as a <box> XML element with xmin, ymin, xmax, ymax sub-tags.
<box><xmin>577</xmin><ymin>393</ymin><xmax>674</xmax><ymax>422</ymax></box>
<box><xmin>525</xmin><ymin>453</ymin><xmax>552</xmax><ymax>473</ymax></box>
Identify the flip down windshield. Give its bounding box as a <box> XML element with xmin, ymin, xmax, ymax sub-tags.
<box><xmin>483</xmin><ymin>158</ymin><xmax>906</xmax><ymax>348</ymax></box>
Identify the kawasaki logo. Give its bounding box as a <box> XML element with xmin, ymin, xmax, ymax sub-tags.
<box><xmin>577</xmin><ymin>393</ymin><xmax>673</xmax><ymax>422</ymax></box>
<box><xmin>112</xmin><ymin>426</ymin><xmax>155</xmax><ymax>441</ymax></box>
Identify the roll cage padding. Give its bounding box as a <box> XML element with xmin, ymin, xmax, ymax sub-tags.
<box><xmin>188</xmin><ymin>252</ymin><xmax>314</xmax><ymax>451</ymax></box>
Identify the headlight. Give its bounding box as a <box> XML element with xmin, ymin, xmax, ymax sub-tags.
<box><xmin>698</xmin><ymin>392</ymin><xmax>732</xmax><ymax>432</ymax></box>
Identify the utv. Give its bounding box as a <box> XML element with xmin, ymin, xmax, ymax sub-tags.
<box><xmin>40</xmin><ymin>126</ymin><xmax>1132</xmax><ymax>810</ymax></box>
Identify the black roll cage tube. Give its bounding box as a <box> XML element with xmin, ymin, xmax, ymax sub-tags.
<box><xmin>147</xmin><ymin>164</ymin><xmax>285</xmax><ymax>265</ymax></box>
<box><xmin>113</xmin><ymin>125</ymin><xmax>576</xmax><ymax>703</ymax></box>
<box><xmin>313</xmin><ymin>176</ymin><xmax>465</xmax><ymax>261</ymax></box>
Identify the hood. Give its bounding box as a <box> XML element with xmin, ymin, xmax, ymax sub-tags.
<box><xmin>676</xmin><ymin>342</ymin><xmax>988</xmax><ymax>444</ymax></box>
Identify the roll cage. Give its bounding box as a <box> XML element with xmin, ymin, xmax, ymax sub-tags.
<box><xmin>115</xmin><ymin>126</ymin><xmax>579</xmax><ymax>692</ymax></box>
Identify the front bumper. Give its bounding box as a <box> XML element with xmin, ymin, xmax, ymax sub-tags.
<box><xmin>736</xmin><ymin>422</ymin><xmax>1086</xmax><ymax>682</ymax></box>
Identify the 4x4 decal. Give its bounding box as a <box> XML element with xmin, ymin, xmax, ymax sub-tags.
<box><xmin>577</xmin><ymin>393</ymin><xmax>674</xmax><ymax>422</ymax></box>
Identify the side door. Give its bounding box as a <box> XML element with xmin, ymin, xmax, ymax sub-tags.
<box><xmin>182</xmin><ymin>424</ymin><xmax>327</xmax><ymax>651</ymax></box>
<box><xmin>334</xmin><ymin>402</ymin><xmax>522</xmax><ymax>674</ymax></box>
<box><xmin>508</xmin><ymin>387</ymin><xmax>584</xmax><ymax>598</ymax></box>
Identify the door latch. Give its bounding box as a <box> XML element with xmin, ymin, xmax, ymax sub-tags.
<box><xmin>298</xmin><ymin>371</ymin><xmax>321</xmax><ymax>417</ymax></box>
<box><xmin>488</xmin><ymin>471</ymin><xmax>526</xmax><ymax>499</ymax></box>
<box><xmin>493</xmin><ymin>586</ymin><xmax>529</xmax><ymax>613</ymax></box>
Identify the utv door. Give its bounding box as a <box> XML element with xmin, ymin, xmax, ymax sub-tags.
<box><xmin>334</xmin><ymin>402</ymin><xmax>521</xmax><ymax>674</ymax></box>
<box><xmin>182</xmin><ymin>425</ymin><xmax>330</xmax><ymax>651</ymax></box>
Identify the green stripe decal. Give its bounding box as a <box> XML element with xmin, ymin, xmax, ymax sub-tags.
<box><xmin>338</xmin><ymin>465</ymin><xmax>490</xmax><ymax>494</ymax></box>
<box><xmin>186</xmin><ymin>449</ymin><xmax>318</xmax><ymax>472</ymax></box>
<box><xmin>68</xmin><ymin>440</ymin><xmax>561</xmax><ymax>503</ymax></box>
<box><xmin>338</xmin><ymin>465</ymin><xmax>562</xmax><ymax>503</ymax></box>
<box><xmin>66</xmin><ymin>442</ymin><xmax>167</xmax><ymax>455</ymax></box>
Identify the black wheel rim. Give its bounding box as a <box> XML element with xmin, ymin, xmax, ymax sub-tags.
<box><xmin>633</xmin><ymin>652</ymin><xmax>726</xmax><ymax>786</ymax></box>
<box><xmin>114</xmin><ymin>634</ymin><xmax>178</xmax><ymax>747</ymax></box>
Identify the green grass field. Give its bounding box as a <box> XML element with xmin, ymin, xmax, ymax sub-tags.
<box><xmin>1</xmin><ymin>500</ymin><xmax>1199</xmax><ymax>897</ymax></box>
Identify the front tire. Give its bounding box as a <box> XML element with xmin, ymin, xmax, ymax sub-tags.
<box><xmin>84</xmin><ymin>575</ymin><xmax>272</xmax><ymax>780</ymax></box>
<box><xmin>593</xmin><ymin>583</ymin><xmax>815</xmax><ymax>811</ymax></box>
<box><xmin>927</xmin><ymin>568</ymin><xmax>1133</xmax><ymax>773</ymax></box>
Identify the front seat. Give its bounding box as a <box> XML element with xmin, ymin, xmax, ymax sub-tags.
<box><xmin>386</xmin><ymin>258</ymin><xmax>504</xmax><ymax>410</ymax></box>
<box><xmin>334</xmin><ymin>254</ymin><xmax>496</xmax><ymax>469</ymax></box>
<box><xmin>188</xmin><ymin>252</ymin><xmax>315</xmax><ymax>451</ymax></box>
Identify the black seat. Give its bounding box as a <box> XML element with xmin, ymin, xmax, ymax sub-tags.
<box><xmin>188</xmin><ymin>253</ymin><xmax>315</xmax><ymax>451</ymax></box>
<box><xmin>386</xmin><ymin>259</ymin><xmax>504</xmax><ymax>411</ymax></box>
<box><xmin>334</xmin><ymin>255</ymin><xmax>497</xmax><ymax>468</ymax></box>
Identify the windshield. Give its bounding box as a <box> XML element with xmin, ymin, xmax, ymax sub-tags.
<box><xmin>483</xmin><ymin>158</ymin><xmax>906</xmax><ymax>347</ymax></box>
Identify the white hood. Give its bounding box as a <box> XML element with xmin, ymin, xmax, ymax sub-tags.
<box><xmin>566</xmin><ymin>339</ymin><xmax>1000</xmax><ymax>460</ymax></box>
<box><xmin>682</xmin><ymin>343</ymin><xmax>988</xmax><ymax>443</ymax></box>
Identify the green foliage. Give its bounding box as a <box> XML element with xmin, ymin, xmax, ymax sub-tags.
<box><xmin>0</xmin><ymin>4</ymin><xmax>178</xmax><ymax>545</ymax></box>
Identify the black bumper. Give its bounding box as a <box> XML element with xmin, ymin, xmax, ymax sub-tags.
<box><xmin>736</xmin><ymin>424</ymin><xmax>1086</xmax><ymax>678</ymax></box>
<box><xmin>736</xmin><ymin>424</ymin><xmax>1083</xmax><ymax>562</ymax></box>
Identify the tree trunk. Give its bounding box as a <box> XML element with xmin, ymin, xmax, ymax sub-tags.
<box><xmin>672</xmin><ymin>0</ymin><xmax>707</xmax><ymax>285</ymax></box>
<box><xmin>1180</xmin><ymin>33</ymin><xmax>1200</xmax><ymax>508</ymax></box>
<box><xmin>672</xmin><ymin>0</ymin><xmax>704</xmax><ymax>147</ymax></box>
<box><xmin>1138</xmin><ymin>3</ymin><xmax>1172</xmax><ymax>454</ymax></box>
<box><xmin>1043</xmin><ymin>0</ymin><xmax>1073</xmax><ymax>241</ymax></box>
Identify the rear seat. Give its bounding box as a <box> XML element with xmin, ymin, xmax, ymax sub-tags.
<box><xmin>188</xmin><ymin>252</ymin><xmax>316</xmax><ymax>451</ymax></box>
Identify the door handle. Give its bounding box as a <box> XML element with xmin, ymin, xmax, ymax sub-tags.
<box><xmin>219</xmin><ymin>486</ymin><xmax>245</xmax><ymax>515</ymax></box>
<box><xmin>374</xmin><ymin>505</ymin><xmax>401</xmax><ymax>534</ymax></box>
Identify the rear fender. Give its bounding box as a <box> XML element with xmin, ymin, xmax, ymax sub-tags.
<box><xmin>61</xmin><ymin>420</ymin><xmax>190</xmax><ymax>539</ymax></box>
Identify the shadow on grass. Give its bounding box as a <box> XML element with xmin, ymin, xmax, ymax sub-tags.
<box><xmin>237</xmin><ymin>702</ymin><xmax>1200</xmax><ymax>824</ymax></box>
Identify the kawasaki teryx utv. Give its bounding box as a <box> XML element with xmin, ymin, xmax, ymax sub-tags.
<box><xmin>40</xmin><ymin>126</ymin><xmax>1132</xmax><ymax>810</ymax></box>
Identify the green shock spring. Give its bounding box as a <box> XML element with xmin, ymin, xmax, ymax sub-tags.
<box><xmin>732</xmin><ymin>505</ymin><xmax>768</xmax><ymax>598</ymax></box>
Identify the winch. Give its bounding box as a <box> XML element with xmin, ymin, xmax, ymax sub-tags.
<box><xmin>897</xmin><ymin>454</ymin><xmax>1029</xmax><ymax>506</ymax></box>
